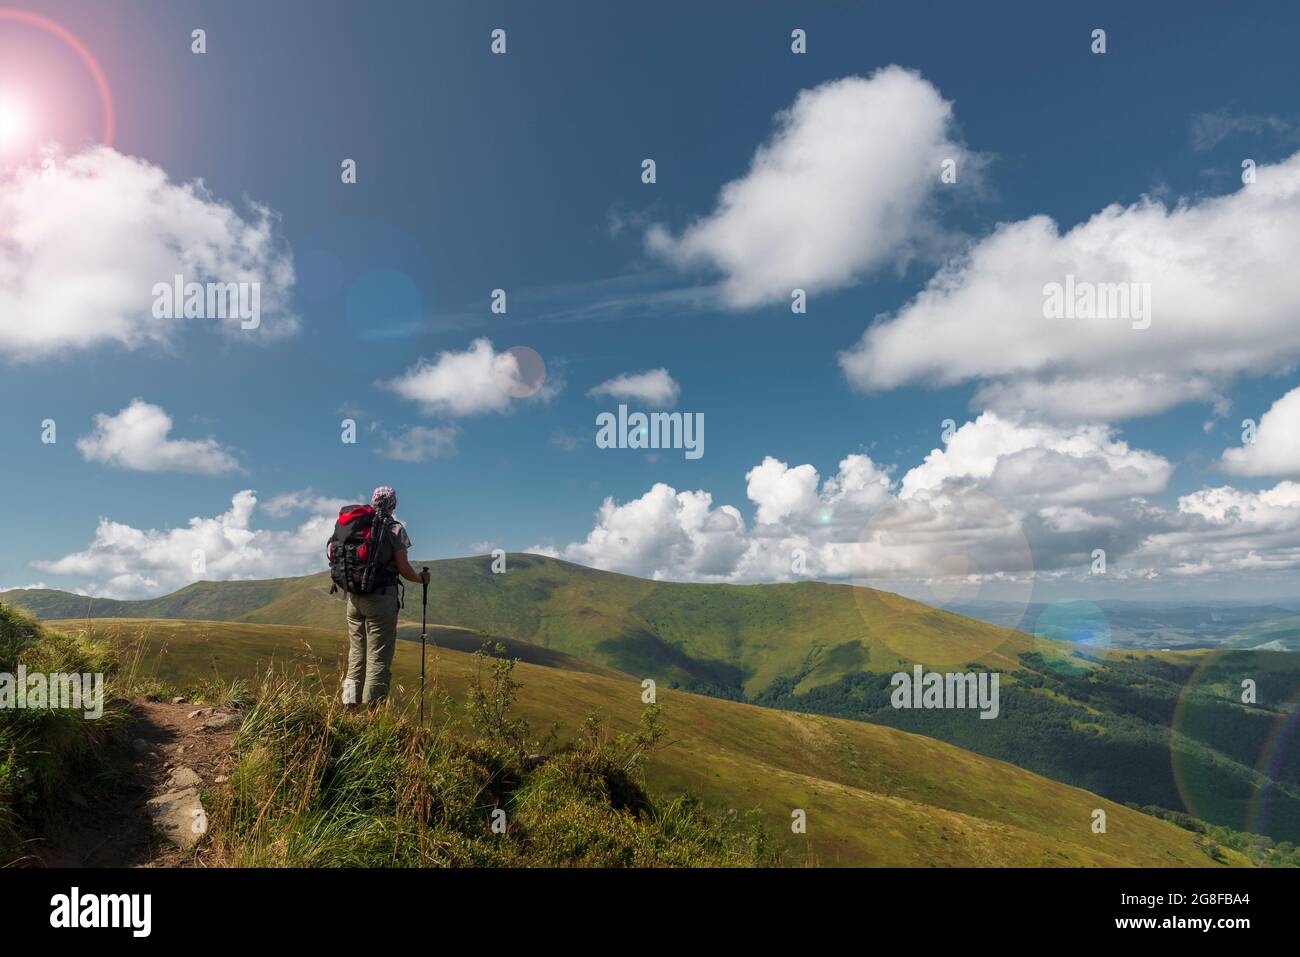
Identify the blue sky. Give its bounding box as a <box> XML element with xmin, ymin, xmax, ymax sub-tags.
<box><xmin>4</xmin><ymin>1</ymin><xmax>1300</xmax><ymax>604</ymax></box>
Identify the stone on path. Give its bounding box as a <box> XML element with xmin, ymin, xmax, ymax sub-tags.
<box><xmin>200</xmin><ymin>712</ymin><xmax>240</xmax><ymax>731</ymax></box>
<box><xmin>145</xmin><ymin>787</ymin><xmax>206</xmax><ymax>850</ymax></box>
<box><xmin>168</xmin><ymin>766</ymin><xmax>202</xmax><ymax>789</ymax></box>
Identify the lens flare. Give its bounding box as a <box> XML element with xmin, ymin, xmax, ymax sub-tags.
<box><xmin>0</xmin><ymin>7</ymin><xmax>115</xmax><ymax>147</ymax></box>
<box><xmin>496</xmin><ymin>346</ymin><xmax>547</xmax><ymax>398</ymax></box>
<box><xmin>1168</xmin><ymin>650</ymin><xmax>1298</xmax><ymax>848</ymax></box>
<box><xmin>1031</xmin><ymin>600</ymin><xmax>1112</xmax><ymax>674</ymax></box>
<box><xmin>0</xmin><ymin>93</ymin><xmax>24</xmax><ymax>146</ymax></box>
<box><xmin>1249</xmin><ymin>688</ymin><xmax>1300</xmax><ymax>855</ymax></box>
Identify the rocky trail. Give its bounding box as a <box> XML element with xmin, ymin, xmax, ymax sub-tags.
<box><xmin>32</xmin><ymin>699</ymin><xmax>241</xmax><ymax>867</ymax></box>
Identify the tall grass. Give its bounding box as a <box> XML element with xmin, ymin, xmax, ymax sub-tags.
<box><xmin>0</xmin><ymin>603</ymin><xmax>131</xmax><ymax>865</ymax></box>
<box><xmin>2</xmin><ymin>612</ymin><xmax>776</xmax><ymax>867</ymax></box>
<box><xmin>206</xmin><ymin>646</ymin><xmax>778</xmax><ymax>867</ymax></box>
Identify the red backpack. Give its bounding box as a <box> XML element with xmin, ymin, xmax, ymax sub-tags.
<box><xmin>326</xmin><ymin>505</ymin><xmax>397</xmax><ymax>594</ymax></box>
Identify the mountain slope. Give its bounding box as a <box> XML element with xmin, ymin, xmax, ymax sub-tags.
<box><xmin>53</xmin><ymin>617</ymin><xmax>1245</xmax><ymax>867</ymax></box>
<box><xmin>0</xmin><ymin>579</ymin><xmax>303</xmax><ymax>623</ymax></box>
<box><xmin>4</xmin><ymin>553</ymin><xmax>1048</xmax><ymax>693</ymax></box>
<box><xmin>12</xmin><ymin>554</ymin><xmax>1300</xmax><ymax>842</ymax></box>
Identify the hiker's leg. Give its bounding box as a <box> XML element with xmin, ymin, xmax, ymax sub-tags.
<box><xmin>362</xmin><ymin>588</ymin><xmax>399</xmax><ymax>705</ymax></box>
<box><xmin>345</xmin><ymin>595</ymin><xmax>368</xmax><ymax>710</ymax></box>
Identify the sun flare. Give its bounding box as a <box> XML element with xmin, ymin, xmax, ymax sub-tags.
<box><xmin>0</xmin><ymin>93</ymin><xmax>27</xmax><ymax>147</ymax></box>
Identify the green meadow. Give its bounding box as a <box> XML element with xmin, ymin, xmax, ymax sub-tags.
<box><xmin>51</xmin><ymin>615</ymin><xmax>1250</xmax><ymax>867</ymax></box>
<box><xmin>9</xmin><ymin>552</ymin><xmax>1298</xmax><ymax>861</ymax></box>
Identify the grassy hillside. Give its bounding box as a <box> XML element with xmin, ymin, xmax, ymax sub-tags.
<box><xmin>208</xmin><ymin>665</ymin><xmax>775</xmax><ymax>868</ymax></box>
<box><xmin>1</xmin><ymin>579</ymin><xmax>305</xmax><ymax>623</ymax></box>
<box><xmin>0</xmin><ymin>608</ymin><xmax>773</xmax><ymax>868</ymax></box>
<box><xmin>5</xmin><ymin>553</ymin><xmax>1053</xmax><ymax>693</ymax></box>
<box><xmin>53</xmin><ymin>616</ymin><xmax>1253</xmax><ymax>867</ymax></box>
<box><xmin>757</xmin><ymin>647</ymin><xmax>1300</xmax><ymax>843</ymax></box>
<box><xmin>12</xmin><ymin>555</ymin><xmax>1300</xmax><ymax>844</ymax></box>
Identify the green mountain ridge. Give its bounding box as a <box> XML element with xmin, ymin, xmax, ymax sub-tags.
<box><xmin>7</xmin><ymin>553</ymin><xmax>1300</xmax><ymax>843</ymax></box>
<box><xmin>1</xmin><ymin>553</ymin><xmax>1048</xmax><ymax>690</ymax></box>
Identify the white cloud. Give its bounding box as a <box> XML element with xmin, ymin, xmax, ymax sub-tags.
<box><xmin>1036</xmin><ymin>505</ymin><xmax>1120</xmax><ymax>534</ymax></box>
<box><xmin>900</xmin><ymin>413</ymin><xmax>1172</xmax><ymax>503</ymax></box>
<box><xmin>745</xmin><ymin>458</ymin><xmax>823</xmax><ymax>525</ymax></box>
<box><xmin>76</xmin><ymin>400</ymin><xmax>241</xmax><ymax>475</ymax></box>
<box><xmin>379</xmin><ymin>425</ymin><xmax>459</xmax><ymax>462</ymax></box>
<box><xmin>1221</xmin><ymin>385</ymin><xmax>1300</xmax><ymax>477</ymax></box>
<box><xmin>383</xmin><ymin>338</ymin><xmax>554</xmax><ymax>416</ymax></box>
<box><xmin>840</xmin><ymin>151</ymin><xmax>1300</xmax><ymax>422</ymax></box>
<box><xmin>543</xmin><ymin>453</ymin><xmax>1031</xmax><ymax>586</ymax></box>
<box><xmin>545</xmin><ymin>483</ymin><xmax>749</xmax><ymax>581</ymax></box>
<box><xmin>588</xmin><ymin>368</ymin><xmax>680</xmax><ymax>408</ymax></box>
<box><xmin>542</xmin><ymin>415</ymin><xmax>1181</xmax><ymax>588</ymax></box>
<box><xmin>1190</xmin><ymin>111</ymin><xmax>1293</xmax><ymax>152</ymax></box>
<box><xmin>647</xmin><ymin>67</ymin><xmax>971</xmax><ymax>308</ymax></box>
<box><xmin>262</xmin><ymin>489</ymin><xmax>352</xmax><ymax>518</ymax></box>
<box><xmin>1137</xmin><ymin>483</ymin><xmax>1300</xmax><ymax>577</ymax></box>
<box><xmin>0</xmin><ymin>147</ymin><xmax>296</xmax><ymax>359</ymax></box>
<box><xmin>38</xmin><ymin>426</ymin><xmax>1300</xmax><ymax>595</ymax></box>
<box><xmin>972</xmin><ymin>374</ymin><xmax>1223</xmax><ymax>426</ymax></box>
<box><xmin>32</xmin><ymin>490</ymin><xmax>337</xmax><ymax>599</ymax></box>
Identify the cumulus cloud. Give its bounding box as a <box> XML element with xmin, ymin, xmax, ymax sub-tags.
<box><xmin>543</xmin><ymin>483</ymin><xmax>749</xmax><ymax>581</ymax></box>
<box><xmin>0</xmin><ymin>147</ymin><xmax>296</xmax><ymax>359</ymax></box>
<box><xmin>40</xmin><ymin>421</ymin><xmax>1300</xmax><ymax>595</ymax></box>
<box><xmin>379</xmin><ymin>425</ymin><xmax>459</xmax><ymax>462</ymax></box>
<box><xmin>900</xmin><ymin>413</ymin><xmax>1172</xmax><ymax>503</ymax></box>
<box><xmin>1137</xmin><ymin>482</ymin><xmax>1300</xmax><ymax>577</ymax></box>
<box><xmin>1221</xmin><ymin>385</ymin><xmax>1300</xmax><ymax>477</ymax></box>
<box><xmin>745</xmin><ymin>458</ymin><xmax>823</xmax><ymax>525</ymax></box>
<box><xmin>383</xmin><ymin>338</ymin><xmax>554</xmax><ymax>416</ymax></box>
<box><xmin>647</xmin><ymin>67</ymin><xmax>972</xmax><ymax>308</ymax></box>
<box><xmin>540</xmin><ymin>414</ymin><xmax>1185</xmax><ymax>588</ymax></box>
<box><xmin>541</xmin><ymin>454</ymin><xmax>1020</xmax><ymax>586</ymax></box>
<box><xmin>840</xmin><ymin>151</ymin><xmax>1300</xmax><ymax>422</ymax></box>
<box><xmin>76</xmin><ymin>400</ymin><xmax>241</xmax><ymax>475</ymax></box>
<box><xmin>588</xmin><ymin>368</ymin><xmax>681</xmax><ymax>408</ymax></box>
<box><xmin>32</xmin><ymin>490</ymin><xmax>336</xmax><ymax>599</ymax></box>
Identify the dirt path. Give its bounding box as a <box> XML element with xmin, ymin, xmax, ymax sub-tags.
<box><xmin>33</xmin><ymin>699</ymin><xmax>240</xmax><ymax>868</ymax></box>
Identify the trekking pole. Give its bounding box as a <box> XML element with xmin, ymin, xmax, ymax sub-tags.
<box><xmin>419</xmin><ymin>568</ymin><xmax>429</xmax><ymax>725</ymax></box>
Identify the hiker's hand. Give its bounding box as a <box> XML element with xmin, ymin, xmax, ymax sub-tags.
<box><xmin>420</xmin><ymin>570</ymin><xmax>431</xmax><ymax>585</ymax></box>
